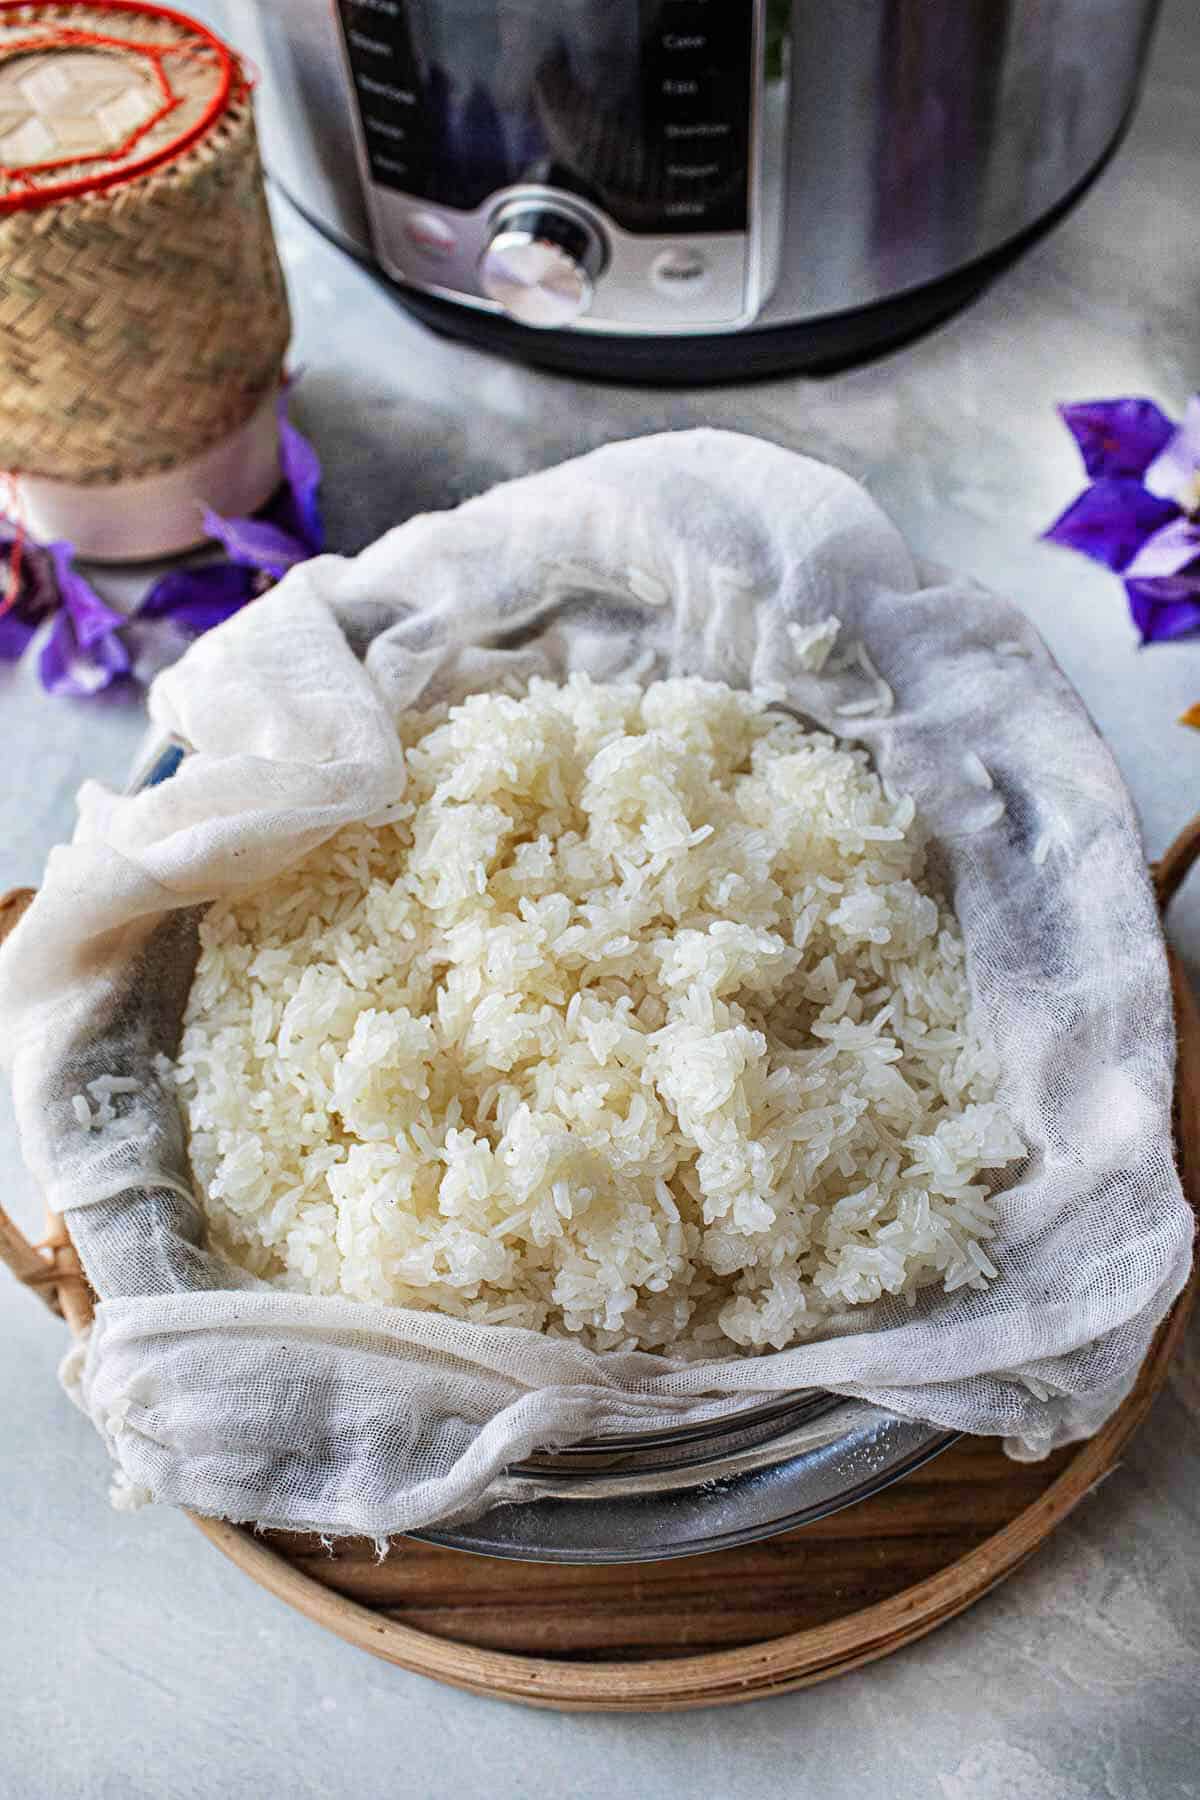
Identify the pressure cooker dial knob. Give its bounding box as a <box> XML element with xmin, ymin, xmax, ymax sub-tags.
<box><xmin>478</xmin><ymin>206</ymin><xmax>605</xmax><ymax>328</ymax></box>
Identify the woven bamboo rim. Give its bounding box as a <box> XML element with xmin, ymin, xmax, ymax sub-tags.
<box><xmin>0</xmin><ymin>823</ymin><xmax>1197</xmax><ymax>1710</ymax></box>
<box><xmin>0</xmin><ymin>2</ymin><xmax>290</xmax><ymax>483</ymax></box>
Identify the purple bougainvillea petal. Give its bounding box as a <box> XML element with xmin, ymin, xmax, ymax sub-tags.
<box><xmin>0</xmin><ymin>530</ymin><xmax>129</xmax><ymax>691</ymax></box>
<box><xmin>38</xmin><ymin>601</ymin><xmax>130</xmax><ymax>696</ymax></box>
<box><xmin>1143</xmin><ymin>395</ymin><xmax>1200</xmax><ymax>503</ymax></box>
<box><xmin>0</xmin><ymin>611</ymin><xmax>33</xmax><ymax>659</ymax></box>
<box><xmin>48</xmin><ymin>545</ymin><xmax>127</xmax><ymax>648</ymax></box>
<box><xmin>32</xmin><ymin>544</ymin><xmax>131</xmax><ymax>694</ymax></box>
<box><xmin>1124</xmin><ymin>517</ymin><xmax>1200</xmax><ymax>581</ymax></box>
<box><xmin>0</xmin><ymin>589</ymin><xmax>39</xmax><ymax>658</ymax></box>
<box><xmin>136</xmin><ymin>561</ymin><xmax>258</xmax><ymax>630</ymax></box>
<box><xmin>0</xmin><ymin>534</ymin><xmax>63</xmax><ymax>659</ymax></box>
<box><xmin>1125</xmin><ymin>575</ymin><xmax>1200</xmax><ymax>644</ymax></box>
<box><xmin>1059</xmin><ymin>398</ymin><xmax>1175</xmax><ymax>481</ymax></box>
<box><xmin>1042</xmin><ymin>478</ymin><xmax>1179</xmax><ymax>571</ymax></box>
<box><xmin>201</xmin><ymin>506</ymin><xmax>311</xmax><ymax>579</ymax></box>
<box><xmin>273</xmin><ymin>405</ymin><xmax>325</xmax><ymax>553</ymax></box>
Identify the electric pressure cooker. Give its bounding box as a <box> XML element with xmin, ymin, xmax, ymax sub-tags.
<box><xmin>232</xmin><ymin>0</ymin><xmax>1162</xmax><ymax>381</ymax></box>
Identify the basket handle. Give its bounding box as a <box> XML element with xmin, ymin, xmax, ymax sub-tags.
<box><xmin>0</xmin><ymin>888</ymin><xmax>93</xmax><ymax>1329</ymax></box>
<box><xmin>1153</xmin><ymin>814</ymin><xmax>1200</xmax><ymax>914</ymax></box>
<box><xmin>2</xmin><ymin>813</ymin><xmax>1200</xmax><ymax>1328</ymax></box>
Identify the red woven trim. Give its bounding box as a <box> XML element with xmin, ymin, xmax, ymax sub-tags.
<box><xmin>0</xmin><ymin>0</ymin><xmax>241</xmax><ymax>214</ymax></box>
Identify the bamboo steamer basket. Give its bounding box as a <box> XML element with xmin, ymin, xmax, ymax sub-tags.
<box><xmin>0</xmin><ymin>0</ymin><xmax>290</xmax><ymax>558</ymax></box>
<box><xmin>1</xmin><ymin>818</ymin><xmax>1197</xmax><ymax>1711</ymax></box>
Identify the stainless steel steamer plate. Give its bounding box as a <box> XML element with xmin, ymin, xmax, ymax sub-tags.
<box><xmin>420</xmin><ymin>1399</ymin><xmax>955</xmax><ymax>1563</ymax></box>
<box><xmin>131</xmin><ymin>731</ymin><xmax>954</xmax><ymax>1563</ymax></box>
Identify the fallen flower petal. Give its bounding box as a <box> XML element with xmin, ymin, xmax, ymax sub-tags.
<box><xmin>1042</xmin><ymin>477</ymin><xmax>1178</xmax><ymax>571</ymax></box>
<box><xmin>38</xmin><ymin>554</ymin><xmax>131</xmax><ymax>696</ymax></box>
<box><xmin>1124</xmin><ymin>575</ymin><xmax>1200</xmax><ymax>644</ymax></box>
<box><xmin>1059</xmin><ymin>397</ymin><xmax>1175</xmax><ymax>480</ymax></box>
<box><xmin>135</xmin><ymin>560</ymin><xmax>259</xmax><ymax>632</ymax></box>
<box><xmin>1179</xmin><ymin>703</ymin><xmax>1200</xmax><ymax>729</ymax></box>
<box><xmin>200</xmin><ymin>507</ymin><xmax>312</xmax><ymax>580</ymax></box>
<box><xmin>51</xmin><ymin>545</ymin><xmax>127</xmax><ymax>649</ymax></box>
<box><xmin>273</xmin><ymin>405</ymin><xmax>324</xmax><ymax>553</ymax></box>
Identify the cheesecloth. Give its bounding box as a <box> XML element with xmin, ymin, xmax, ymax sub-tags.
<box><xmin>0</xmin><ymin>431</ymin><xmax>1191</xmax><ymax>1536</ymax></box>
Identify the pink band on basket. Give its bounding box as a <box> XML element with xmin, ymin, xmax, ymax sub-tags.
<box><xmin>12</xmin><ymin>390</ymin><xmax>281</xmax><ymax>563</ymax></box>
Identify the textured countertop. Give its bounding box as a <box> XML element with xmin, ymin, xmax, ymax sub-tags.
<box><xmin>3</xmin><ymin>3</ymin><xmax>1199</xmax><ymax>1795</ymax></box>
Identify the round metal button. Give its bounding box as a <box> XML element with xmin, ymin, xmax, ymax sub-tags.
<box><xmin>403</xmin><ymin>209</ymin><xmax>457</xmax><ymax>258</ymax></box>
<box><xmin>479</xmin><ymin>208</ymin><xmax>604</xmax><ymax>328</ymax></box>
<box><xmin>651</xmin><ymin>246</ymin><xmax>711</xmax><ymax>298</ymax></box>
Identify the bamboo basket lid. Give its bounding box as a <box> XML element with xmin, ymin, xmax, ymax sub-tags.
<box><xmin>0</xmin><ymin>1</ymin><xmax>290</xmax><ymax>556</ymax></box>
<box><xmin>1</xmin><ymin>820</ymin><xmax>1197</xmax><ymax>1711</ymax></box>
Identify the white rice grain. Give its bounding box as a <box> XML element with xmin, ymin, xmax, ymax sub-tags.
<box><xmin>627</xmin><ymin>567</ymin><xmax>670</xmax><ymax>608</ymax></box>
<box><xmin>963</xmin><ymin>797</ymin><xmax>1008</xmax><ymax>833</ymax></box>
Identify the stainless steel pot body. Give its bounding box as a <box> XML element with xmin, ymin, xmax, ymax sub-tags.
<box><xmin>228</xmin><ymin>0</ymin><xmax>1160</xmax><ymax>352</ymax></box>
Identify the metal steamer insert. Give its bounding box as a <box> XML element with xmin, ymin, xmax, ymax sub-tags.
<box><xmin>333</xmin><ymin>0</ymin><xmax>779</xmax><ymax>333</ymax></box>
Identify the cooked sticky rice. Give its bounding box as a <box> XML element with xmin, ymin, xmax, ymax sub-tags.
<box><xmin>173</xmin><ymin>674</ymin><xmax>1022</xmax><ymax>1353</ymax></box>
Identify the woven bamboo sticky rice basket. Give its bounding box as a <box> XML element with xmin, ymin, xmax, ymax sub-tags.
<box><xmin>0</xmin><ymin>1</ymin><xmax>290</xmax><ymax>549</ymax></box>
<box><xmin>1</xmin><ymin>817</ymin><xmax>1198</xmax><ymax>1712</ymax></box>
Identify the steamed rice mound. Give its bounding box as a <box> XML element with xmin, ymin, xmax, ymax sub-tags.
<box><xmin>175</xmin><ymin>674</ymin><xmax>1023</xmax><ymax>1354</ymax></box>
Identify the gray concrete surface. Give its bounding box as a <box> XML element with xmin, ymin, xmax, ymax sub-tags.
<box><xmin>2</xmin><ymin>2</ymin><xmax>1199</xmax><ymax>1794</ymax></box>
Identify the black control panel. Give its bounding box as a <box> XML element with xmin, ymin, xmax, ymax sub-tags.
<box><xmin>336</xmin><ymin>0</ymin><xmax>755</xmax><ymax>236</ymax></box>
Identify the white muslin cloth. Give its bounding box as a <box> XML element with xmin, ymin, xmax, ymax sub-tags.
<box><xmin>0</xmin><ymin>431</ymin><xmax>1191</xmax><ymax>1536</ymax></box>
